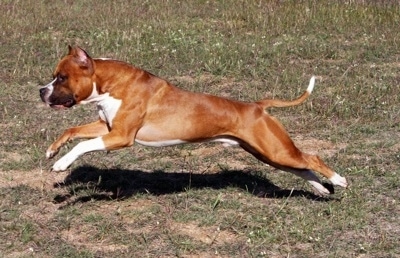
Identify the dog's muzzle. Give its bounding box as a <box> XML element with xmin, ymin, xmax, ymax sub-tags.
<box><xmin>39</xmin><ymin>87</ymin><xmax>48</xmax><ymax>101</ymax></box>
<box><xmin>39</xmin><ymin>82</ymin><xmax>76</xmax><ymax>109</ymax></box>
<box><xmin>39</xmin><ymin>86</ymin><xmax>52</xmax><ymax>104</ymax></box>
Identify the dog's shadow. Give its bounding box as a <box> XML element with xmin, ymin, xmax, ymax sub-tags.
<box><xmin>53</xmin><ymin>166</ymin><xmax>332</xmax><ymax>206</ymax></box>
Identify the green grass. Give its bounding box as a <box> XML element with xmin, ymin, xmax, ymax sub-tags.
<box><xmin>0</xmin><ymin>0</ymin><xmax>399</xmax><ymax>257</ymax></box>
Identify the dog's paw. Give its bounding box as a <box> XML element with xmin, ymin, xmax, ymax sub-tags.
<box><xmin>313</xmin><ymin>184</ymin><xmax>331</xmax><ymax>196</ymax></box>
<box><xmin>52</xmin><ymin>162</ymin><xmax>67</xmax><ymax>172</ymax></box>
<box><xmin>46</xmin><ymin>144</ymin><xmax>60</xmax><ymax>159</ymax></box>
<box><xmin>52</xmin><ymin>161</ymin><xmax>69</xmax><ymax>172</ymax></box>
<box><xmin>329</xmin><ymin>173</ymin><xmax>348</xmax><ymax>188</ymax></box>
<box><xmin>52</xmin><ymin>155</ymin><xmax>74</xmax><ymax>172</ymax></box>
<box><xmin>46</xmin><ymin>149</ymin><xmax>58</xmax><ymax>159</ymax></box>
<box><xmin>308</xmin><ymin>180</ymin><xmax>330</xmax><ymax>196</ymax></box>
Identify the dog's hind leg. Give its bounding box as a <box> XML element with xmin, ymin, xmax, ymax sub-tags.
<box><xmin>282</xmin><ymin>169</ymin><xmax>332</xmax><ymax>196</ymax></box>
<box><xmin>241</xmin><ymin>144</ymin><xmax>333</xmax><ymax>196</ymax></box>
<box><xmin>238</xmin><ymin>115</ymin><xmax>347</xmax><ymax>195</ymax></box>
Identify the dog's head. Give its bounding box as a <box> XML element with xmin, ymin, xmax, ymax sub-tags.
<box><xmin>39</xmin><ymin>46</ymin><xmax>95</xmax><ymax>109</ymax></box>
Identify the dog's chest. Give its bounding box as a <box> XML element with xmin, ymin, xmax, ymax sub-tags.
<box><xmin>97</xmin><ymin>95</ymin><xmax>122</xmax><ymax>127</ymax></box>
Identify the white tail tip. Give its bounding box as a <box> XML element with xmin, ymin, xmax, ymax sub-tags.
<box><xmin>307</xmin><ymin>76</ymin><xmax>316</xmax><ymax>93</ymax></box>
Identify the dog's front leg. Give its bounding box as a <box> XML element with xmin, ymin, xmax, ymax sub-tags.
<box><xmin>46</xmin><ymin>119</ymin><xmax>109</xmax><ymax>159</ymax></box>
<box><xmin>51</xmin><ymin>128</ymin><xmax>136</xmax><ymax>171</ymax></box>
<box><xmin>52</xmin><ymin>137</ymin><xmax>106</xmax><ymax>171</ymax></box>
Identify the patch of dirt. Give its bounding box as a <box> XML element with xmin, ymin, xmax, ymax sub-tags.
<box><xmin>0</xmin><ymin>151</ymin><xmax>23</xmax><ymax>163</ymax></box>
<box><xmin>60</xmin><ymin>227</ymin><xmax>129</xmax><ymax>254</ymax></box>
<box><xmin>391</xmin><ymin>142</ymin><xmax>400</xmax><ymax>151</ymax></box>
<box><xmin>180</xmin><ymin>144</ymin><xmax>224</xmax><ymax>157</ymax></box>
<box><xmin>293</xmin><ymin>136</ymin><xmax>347</xmax><ymax>157</ymax></box>
<box><xmin>0</xmin><ymin>169</ymin><xmax>66</xmax><ymax>229</ymax></box>
<box><xmin>0</xmin><ymin>169</ymin><xmax>65</xmax><ymax>190</ymax></box>
<box><xmin>170</xmin><ymin>221</ymin><xmax>242</xmax><ymax>246</ymax></box>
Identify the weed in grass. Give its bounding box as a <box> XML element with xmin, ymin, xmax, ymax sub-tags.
<box><xmin>20</xmin><ymin>221</ymin><xmax>36</xmax><ymax>244</ymax></box>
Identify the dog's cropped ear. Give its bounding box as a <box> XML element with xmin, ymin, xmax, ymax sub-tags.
<box><xmin>68</xmin><ymin>46</ymin><xmax>93</xmax><ymax>72</ymax></box>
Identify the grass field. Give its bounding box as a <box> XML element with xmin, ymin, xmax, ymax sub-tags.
<box><xmin>1</xmin><ymin>0</ymin><xmax>399</xmax><ymax>257</ymax></box>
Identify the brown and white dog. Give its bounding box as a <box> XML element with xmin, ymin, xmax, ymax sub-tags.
<box><xmin>40</xmin><ymin>46</ymin><xmax>347</xmax><ymax>196</ymax></box>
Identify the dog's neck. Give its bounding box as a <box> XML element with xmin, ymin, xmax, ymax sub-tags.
<box><xmin>92</xmin><ymin>59</ymin><xmax>142</xmax><ymax>92</ymax></box>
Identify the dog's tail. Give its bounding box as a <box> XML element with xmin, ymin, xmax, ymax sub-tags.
<box><xmin>257</xmin><ymin>76</ymin><xmax>315</xmax><ymax>109</ymax></box>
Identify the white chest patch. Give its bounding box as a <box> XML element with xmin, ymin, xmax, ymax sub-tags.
<box><xmin>97</xmin><ymin>95</ymin><xmax>122</xmax><ymax>127</ymax></box>
<box><xmin>80</xmin><ymin>83</ymin><xmax>107</xmax><ymax>104</ymax></box>
<box><xmin>78</xmin><ymin>83</ymin><xmax>122</xmax><ymax>127</ymax></box>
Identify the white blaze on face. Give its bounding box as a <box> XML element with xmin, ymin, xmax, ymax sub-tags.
<box><xmin>40</xmin><ymin>78</ymin><xmax>56</xmax><ymax>104</ymax></box>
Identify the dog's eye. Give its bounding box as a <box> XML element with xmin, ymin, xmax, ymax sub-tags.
<box><xmin>57</xmin><ymin>74</ymin><xmax>68</xmax><ymax>83</ymax></box>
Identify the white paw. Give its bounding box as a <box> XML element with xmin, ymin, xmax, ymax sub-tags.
<box><xmin>329</xmin><ymin>173</ymin><xmax>348</xmax><ymax>188</ymax></box>
<box><xmin>52</xmin><ymin>155</ymin><xmax>76</xmax><ymax>172</ymax></box>
<box><xmin>309</xmin><ymin>181</ymin><xmax>330</xmax><ymax>196</ymax></box>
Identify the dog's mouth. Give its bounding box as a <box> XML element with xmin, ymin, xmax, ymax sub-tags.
<box><xmin>49</xmin><ymin>99</ymin><xmax>76</xmax><ymax>109</ymax></box>
<box><xmin>40</xmin><ymin>87</ymin><xmax>76</xmax><ymax>109</ymax></box>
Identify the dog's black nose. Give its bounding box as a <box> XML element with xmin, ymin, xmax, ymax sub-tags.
<box><xmin>39</xmin><ymin>87</ymin><xmax>46</xmax><ymax>96</ymax></box>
